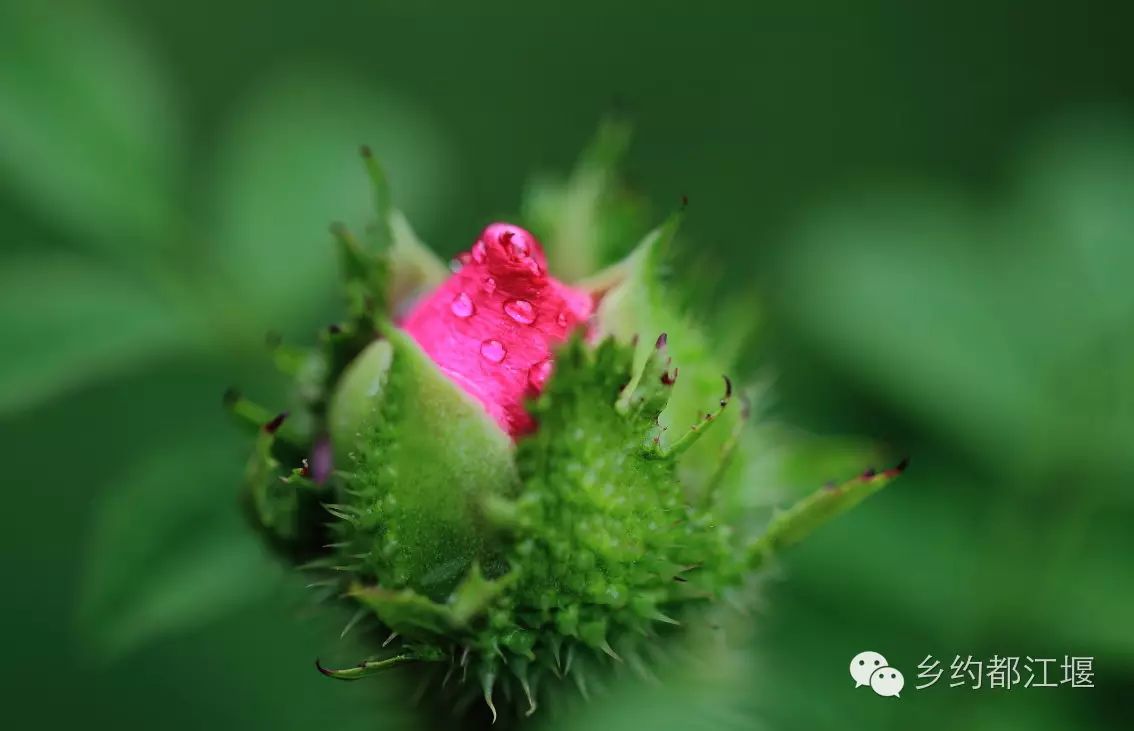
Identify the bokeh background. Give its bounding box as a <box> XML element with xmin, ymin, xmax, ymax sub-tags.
<box><xmin>2</xmin><ymin>0</ymin><xmax>1131</xmax><ymax>729</ymax></box>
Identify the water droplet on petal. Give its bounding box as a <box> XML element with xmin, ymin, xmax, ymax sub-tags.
<box><xmin>450</xmin><ymin>292</ymin><xmax>475</xmax><ymax>318</ymax></box>
<box><xmin>480</xmin><ymin>339</ymin><xmax>506</xmax><ymax>363</ymax></box>
<box><xmin>504</xmin><ymin>299</ymin><xmax>536</xmax><ymax>324</ymax></box>
<box><xmin>528</xmin><ymin>358</ymin><xmax>553</xmax><ymax>390</ymax></box>
<box><xmin>556</xmin><ymin>312</ymin><xmax>568</xmax><ymax>328</ymax></box>
<box><xmin>471</xmin><ymin>241</ymin><xmax>487</xmax><ymax>263</ymax></box>
<box><xmin>482</xmin><ymin>276</ymin><xmax>497</xmax><ymax>293</ymax></box>
<box><xmin>449</xmin><ymin>258</ymin><xmax>463</xmax><ymax>273</ymax></box>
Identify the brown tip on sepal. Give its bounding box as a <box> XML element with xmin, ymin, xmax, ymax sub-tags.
<box><xmin>222</xmin><ymin>387</ymin><xmax>240</xmax><ymax>407</ymax></box>
<box><xmin>861</xmin><ymin>467</ymin><xmax>877</xmax><ymax>479</ymax></box>
<box><xmin>359</xmin><ymin>144</ymin><xmax>373</xmax><ymax>158</ymax></box>
<box><xmin>680</xmin><ymin>194</ymin><xmax>689</xmax><ymax>210</ymax></box>
<box><xmin>884</xmin><ymin>457</ymin><xmax>910</xmax><ymax>477</ymax></box>
<box><xmin>264</xmin><ymin>412</ymin><xmax>289</xmax><ymax>434</ymax></box>
<box><xmin>655</xmin><ymin>332</ymin><xmax>668</xmax><ymax>349</ymax></box>
<box><xmin>660</xmin><ymin>367</ymin><xmax>678</xmax><ymax>386</ymax></box>
<box><xmin>721</xmin><ymin>374</ymin><xmax>733</xmax><ymax>406</ymax></box>
<box><xmin>315</xmin><ymin>658</ymin><xmax>337</xmax><ymax>678</ymax></box>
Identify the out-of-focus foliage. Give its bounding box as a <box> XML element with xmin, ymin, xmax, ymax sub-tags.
<box><xmin>1</xmin><ymin>1</ymin><xmax>1131</xmax><ymax>730</ymax></box>
<box><xmin>78</xmin><ymin>435</ymin><xmax>281</xmax><ymax>657</ymax></box>
<box><xmin>0</xmin><ymin>2</ymin><xmax>184</xmax><ymax>258</ymax></box>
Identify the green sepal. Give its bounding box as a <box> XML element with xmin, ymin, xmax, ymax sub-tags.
<box><xmin>591</xmin><ymin>213</ymin><xmax>745</xmax><ymax>495</ymax></box>
<box><xmin>359</xmin><ymin>146</ymin><xmax>449</xmax><ymax>313</ymax></box>
<box><xmin>387</xmin><ymin>210</ymin><xmax>449</xmax><ymax>311</ymax></box>
<box><xmin>315</xmin><ymin>644</ymin><xmax>446</xmax><ymax>680</ymax></box>
<box><xmin>615</xmin><ymin>332</ymin><xmax>675</xmax><ymax>424</ymax></box>
<box><xmin>329</xmin><ymin>326</ymin><xmax>519</xmax><ymax>599</ymax></box>
<box><xmin>521</xmin><ymin>117</ymin><xmax>649</xmax><ymax>280</ymax></box>
<box><xmin>331</xmin><ymin>221</ymin><xmax>387</xmax><ymax>321</ymax></box>
<box><xmin>238</xmin><ymin>418</ymin><xmax>330</xmax><ymax>559</ymax></box>
<box><xmin>347</xmin><ymin>563</ymin><xmax>517</xmax><ymax>639</ymax></box>
<box><xmin>359</xmin><ymin>144</ymin><xmax>394</xmax><ymax>252</ymax></box>
<box><xmin>349</xmin><ymin>583</ymin><xmax>457</xmax><ymax>637</ymax></box>
<box><xmin>747</xmin><ymin>458</ymin><xmax>909</xmax><ymax>568</ymax></box>
<box><xmin>327</xmin><ymin>338</ymin><xmax>392</xmax><ymax>464</ymax></box>
<box><xmin>330</xmin><ymin>149</ymin><xmax>449</xmax><ymax>327</ymax></box>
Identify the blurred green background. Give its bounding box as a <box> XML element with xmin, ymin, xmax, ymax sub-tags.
<box><xmin>2</xmin><ymin>0</ymin><xmax>1131</xmax><ymax>728</ymax></box>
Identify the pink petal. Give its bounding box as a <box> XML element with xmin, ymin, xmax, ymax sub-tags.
<box><xmin>402</xmin><ymin>223</ymin><xmax>592</xmax><ymax>437</ymax></box>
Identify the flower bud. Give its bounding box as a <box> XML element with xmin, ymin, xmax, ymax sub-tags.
<box><xmin>231</xmin><ymin>127</ymin><xmax>904</xmax><ymax>722</ymax></box>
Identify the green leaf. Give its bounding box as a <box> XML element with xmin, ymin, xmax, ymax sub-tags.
<box><xmin>207</xmin><ymin>68</ymin><xmax>456</xmax><ymax>332</ymax></box>
<box><xmin>776</xmin><ymin>188</ymin><xmax>1049</xmax><ymax>466</ymax></box>
<box><xmin>777</xmin><ymin>117</ymin><xmax>1134</xmax><ymax>480</ymax></box>
<box><xmin>1014</xmin><ymin>113</ymin><xmax>1134</xmax><ymax>329</ymax></box>
<box><xmin>79</xmin><ymin>435</ymin><xmax>281</xmax><ymax>658</ymax></box>
<box><xmin>0</xmin><ymin>254</ymin><xmax>192</xmax><ymax>416</ymax></box>
<box><xmin>0</xmin><ymin>2</ymin><xmax>183</xmax><ymax>254</ymax></box>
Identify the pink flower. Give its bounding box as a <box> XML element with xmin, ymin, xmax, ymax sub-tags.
<box><xmin>402</xmin><ymin>223</ymin><xmax>593</xmax><ymax>437</ymax></box>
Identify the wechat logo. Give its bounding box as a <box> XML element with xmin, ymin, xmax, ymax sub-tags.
<box><xmin>850</xmin><ymin>651</ymin><xmax>904</xmax><ymax>697</ymax></box>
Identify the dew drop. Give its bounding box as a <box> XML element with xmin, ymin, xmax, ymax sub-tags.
<box><xmin>448</xmin><ymin>258</ymin><xmax>463</xmax><ymax>273</ymax></box>
<box><xmin>471</xmin><ymin>241</ymin><xmax>487</xmax><ymax>264</ymax></box>
<box><xmin>480</xmin><ymin>339</ymin><xmax>506</xmax><ymax>363</ymax></box>
<box><xmin>556</xmin><ymin>311</ymin><xmax>568</xmax><ymax>328</ymax></box>
<box><xmin>504</xmin><ymin>299</ymin><xmax>536</xmax><ymax>324</ymax></box>
<box><xmin>528</xmin><ymin>358</ymin><xmax>553</xmax><ymax>390</ymax></box>
<box><xmin>450</xmin><ymin>292</ymin><xmax>475</xmax><ymax>318</ymax></box>
<box><xmin>482</xmin><ymin>276</ymin><xmax>497</xmax><ymax>293</ymax></box>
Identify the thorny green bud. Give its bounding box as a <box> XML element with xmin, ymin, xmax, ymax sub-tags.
<box><xmin>228</xmin><ymin>123</ymin><xmax>906</xmax><ymax>724</ymax></box>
